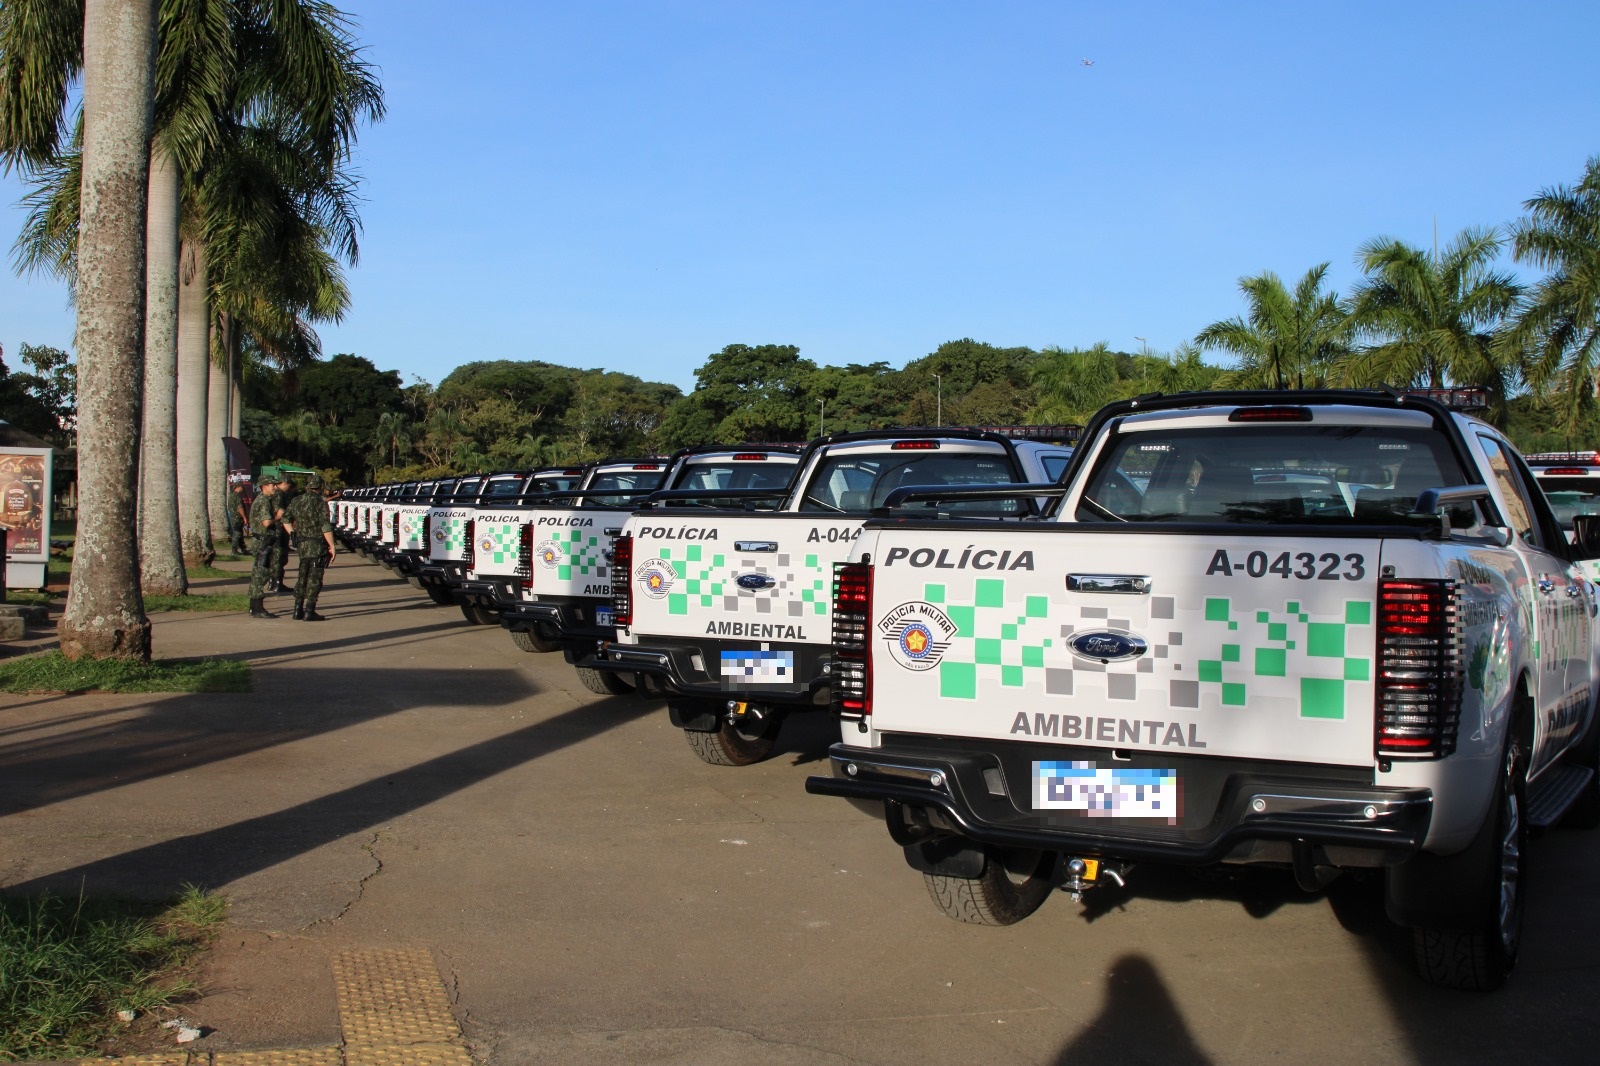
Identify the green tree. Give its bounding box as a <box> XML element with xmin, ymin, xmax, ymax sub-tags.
<box><xmin>1507</xmin><ymin>156</ymin><xmax>1600</xmax><ymax>431</ymax></box>
<box><xmin>660</xmin><ymin>343</ymin><xmax>814</xmax><ymax>446</ymax></box>
<box><xmin>1341</xmin><ymin>229</ymin><xmax>1520</xmax><ymax>409</ymax></box>
<box><xmin>1196</xmin><ymin>265</ymin><xmax>1353</xmax><ymax>389</ymax></box>
<box><xmin>896</xmin><ymin>339</ymin><xmax>1037</xmax><ymax>425</ymax></box>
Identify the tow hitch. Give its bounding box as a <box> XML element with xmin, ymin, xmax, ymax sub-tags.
<box><xmin>726</xmin><ymin>700</ymin><xmax>768</xmax><ymax>725</ymax></box>
<box><xmin>1061</xmin><ymin>857</ymin><xmax>1128</xmax><ymax>902</ymax></box>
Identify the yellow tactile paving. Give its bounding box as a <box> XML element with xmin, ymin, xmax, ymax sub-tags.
<box><xmin>330</xmin><ymin>948</ymin><xmax>474</xmax><ymax>1064</ymax></box>
<box><xmin>77</xmin><ymin>948</ymin><xmax>474</xmax><ymax>1066</ymax></box>
<box><xmin>216</xmin><ymin>1048</ymin><xmax>343</xmax><ymax>1065</ymax></box>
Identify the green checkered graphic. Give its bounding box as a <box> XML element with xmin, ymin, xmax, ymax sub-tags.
<box><xmin>556</xmin><ymin>527</ymin><xmax>605</xmax><ymax>581</ymax></box>
<box><xmin>399</xmin><ymin>512</ymin><xmax>427</xmax><ymax>550</ymax></box>
<box><xmin>477</xmin><ymin>522</ymin><xmax>523</xmax><ymax>565</ymax></box>
<box><xmin>435</xmin><ymin>516</ymin><xmax>466</xmax><ymax>554</ymax></box>
<box><xmin>1199</xmin><ymin>597</ymin><xmax>1372</xmax><ymax>718</ymax></box>
<box><xmin>656</xmin><ymin>545</ymin><xmax>830</xmax><ymax>617</ymax></box>
<box><xmin>925</xmin><ymin>580</ymin><xmax>1054</xmax><ymax>699</ymax></box>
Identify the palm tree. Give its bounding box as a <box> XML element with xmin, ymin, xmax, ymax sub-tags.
<box><xmin>1506</xmin><ymin>157</ymin><xmax>1600</xmax><ymax>431</ymax></box>
<box><xmin>1028</xmin><ymin>343</ymin><xmax>1126</xmax><ymax>423</ymax></box>
<box><xmin>1342</xmin><ymin>229</ymin><xmax>1521</xmax><ymax>413</ymax></box>
<box><xmin>59</xmin><ymin>0</ymin><xmax>158</xmax><ymax>660</ymax></box>
<box><xmin>1196</xmin><ymin>265</ymin><xmax>1353</xmax><ymax>390</ymax></box>
<box><xmin>372</xmin><ymin>410</ymin><xmax>412</xmax><ymax>470</ymax></box>
<box><xmin>1138</xmin><ymin>342</ymin><xmax>1226</xmax><ymax>395</ymax></box>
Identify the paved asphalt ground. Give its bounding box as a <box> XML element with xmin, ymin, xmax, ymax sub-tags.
<box><xmin>4</xmin><ymin>554</ymin><xmax>1600</xmax><ymax>1064</ymax></box>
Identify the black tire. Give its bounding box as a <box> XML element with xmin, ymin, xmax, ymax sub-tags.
<box><xmin>924</xmin><ymin>847</ymin><xmax>1055</xmax><ymax>926</ymax></box>
<box><xmin>424</xmin><ymin>584</ymin><xmax>453</xmax><ymax>605</ymax></box>
<box><xmin>508</xmin><ymin>627</ymin><xmax>561</xmax><ymax>653</ymax></box>
<box><xmin>1412</xmin><ymin>732</ymin><xmax>1527</xmax><ymax>991</ymax></box>
<box><xmin>576</xmin><ymin>666</ymin><xmax>634</xmax><ymax>695</ymax></box>
<box><xmin>684</xmin><ymin>715</ymin><xmax>780</xmax><ymax>765</ymax></box>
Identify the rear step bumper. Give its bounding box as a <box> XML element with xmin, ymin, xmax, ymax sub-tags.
<box><xmin>807</xmin><ymin>743</ymin><xmax>1433</xmax><ymax>866</ymax></box>
<box><xmin>587</xmin><ymin>639</ymin><xmax>830</xmax><ymax>705</ymax></box>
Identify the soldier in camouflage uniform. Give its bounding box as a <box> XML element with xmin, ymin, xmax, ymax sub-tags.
<box><xmin>282</xmin><ymin>475</ymin><xmax>336</xmax><ymax>620</ymax></box>
<box><xmin>269</xmin><ymin>474</ymin><xmax>295</xmax><ymax>593</ymax></box>
<box><xmin>247</xmin><ymin>480</ymin><xmax>281</xmax><ymax>618</ymax></box>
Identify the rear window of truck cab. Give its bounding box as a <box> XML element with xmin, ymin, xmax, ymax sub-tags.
<box><xmin>1075</xmin><ymin>424</ymin><xmax>1474</xmax><ymax>525</ymax></box>
<box><xmin>800</xmin><ymin>449</ymin><xmax>1023</xmax><ymax>515</ymax></box>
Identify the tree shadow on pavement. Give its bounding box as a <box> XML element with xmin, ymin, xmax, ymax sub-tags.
<box><xmin>0</xmin><ymin>666</ymin><xmax>532</xmax><ymax>815</ymax></box>
<box><xmin>1053</xmin><ymin>955</ymin><xmax>1213</xmax><ymax>1065</ymax></box>
<box><xmin>3</xmin><ymin>689</ymin><xmax>657</xmax><ymax>899</ymax></box>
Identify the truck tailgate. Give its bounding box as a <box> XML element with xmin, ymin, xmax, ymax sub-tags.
<box><xmin>626</xmin><ymin>515</ymin><xmax>860</xmax><ymax>643</ymax></box>
<box><xmin>524</xmin><ymin>507</ymin><xmax>633</xmax><ymax>598</ymax></box>
<box><xmin>866</xmin><ymin>529</ymin><xmax>1382</xmax><ymax>767</ymax></box>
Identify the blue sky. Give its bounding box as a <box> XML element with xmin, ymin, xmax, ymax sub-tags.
<box><xmin>2</xmin><ymin>1</ymin><xmax>1597</xmax><ymax>392</ymax></box>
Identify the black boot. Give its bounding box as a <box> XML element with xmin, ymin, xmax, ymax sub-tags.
<box><xmin>277</xmin><ymin>582</ymin><xmax>294</xmax><ymax>595</ymax></box>
<box><xmin>292</xmin><ymin>601</ymin><xmax>305</xmax><ymax>620</ymax></box>
<box><xmin>302</xmin><ymin>599</ymin><xmax>325</xmax><ymax>621</ymax></box>
<box><xmin>249</xmin><ymin>597</ymin><xmax>276</xmax><ymax>619</ymax></box>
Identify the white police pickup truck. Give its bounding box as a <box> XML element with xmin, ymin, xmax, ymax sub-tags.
<box><xmin>600</xmin><ymin>429</ymin><xmax>1076</xmax><ymax>765</ymax></box>
<box><xmin>807</xmin><ymin>390</ymin><xmax>1600</xmax><ymax>991</ymax></box>
<box><xmin>1527</xmin><ymin>451</ymin><xmax>1600</xmax><ymax>582</ymax></box>
<box><xmin>494</xmin><ymin>447</ymin><xmax>803</xmax><ymax>693</ymax></box>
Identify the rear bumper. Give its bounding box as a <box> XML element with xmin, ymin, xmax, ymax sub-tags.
<box><xmin>415</xmin><ymin>560</ymin><xmax>467</xmax><ymax>587</ymax></box>
<box><xmin>501</xmin><ymin>598</ymin><xmax>617</xmax><ymax>652</ymax></box>
<box><xmin>589</xmin><ymin>637</ymin><xmax>831</xmax><ymax>706</ymax></box>
<box><xmin>454</xmin><ymin>577</ymin><xmax>519</xmax><ymax>606</ymax></box>
<box><xmin>806</xmin><ymin>740</ymin><xmax>1432</xmax><ymax>867</ymax></box>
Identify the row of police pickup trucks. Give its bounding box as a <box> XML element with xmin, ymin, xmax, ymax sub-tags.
<box><xmin>333</xmin><ymin>389</ymin><xmax>1600</xmax><ymax>992</ymax></box>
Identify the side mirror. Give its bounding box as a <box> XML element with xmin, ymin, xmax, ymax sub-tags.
<box><xmin>1573</xmin><ymin>514</ymin><xmax>1600</xmax><ymax>558</ymax></box>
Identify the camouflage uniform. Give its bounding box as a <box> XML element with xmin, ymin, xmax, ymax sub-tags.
<box><xmin>247</xmin><ymin>489</ymin><xmax>280</xmax><ymax>616</ymax></box>
<box><xmin>270</xmin><ymin>483</ymin><xmax>296</xmax><ymax>591</ymax></box>
<box><xmin>285</xmin><ymin>487</ymin><xmax>333</xmax><ymax>619</ymax></box>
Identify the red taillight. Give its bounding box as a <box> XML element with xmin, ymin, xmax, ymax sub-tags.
<box><xmin>1544</xmin><ymin>468</ymin><xmax>1590</xmax><ymax>476</ymax></box>
<box><xmin>832</xmin><ymin>561</ymin><xmax>874</xmax><ymax>716</ymax></box>
<box><xmin>1376</xmin><ymin>579</ymin><xmax>1463</xmax><ymax>759</ymax></box>
<box><xmin>464</xmin><ymin>518</ymin><xmax>476</xmax><ymax>563</ymax></box>
<box><xmin>611</xmin><ymin>535</ymin><xmax>634</xmax><ymax>627</ymax></box>
<box><xmin>891</xmin><ymin>440</ymin><xmax>939</xmax><ymax>450</ymax></box>
<box><xmin>632</xmin><ymin>463</ymin><xmax>660</xmax><ymax>470</ymax></box>
<box><xmin>732</xmin><ymin>453</ymin><xmax>767</xmax><ymax>461</ymax></box>
<box><xmin>518</xmin><ymin>522</ymin><xmax>535</xmax><ymax>589</ymax></box>
<box><xmin>1229</xmin><ymin>406</ymin><xmax>1312</xmax><ymax>422</ymax></box>
<box><xmin>422</xmin><ymin>514</ymin><xmax>432</xmax><ymax>548</ymax></box>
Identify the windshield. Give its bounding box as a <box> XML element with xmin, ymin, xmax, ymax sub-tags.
<box><xmin>584</xmin><ymin>469</ymin><xmax>662</xmax><ymax>508</ymax></box>
<box><xmin>483</xmin><ymin>477</ymin><xmax>525</xmax><ymax>497</ymax></box>
<box><xmin>1537</xmin><ymin>477</ymin><xmax>1600</xmax><ymax>531</ymax></box>
<box><xmin>1076</xmin><ymin>425</ymin><xmax>1472</xmax><ymax>525</ymax></box>
<box><xmin>799</xmin><ymin>449</ymin><xmax>1022</xmax><ymax>515</ymax></box>
<box><xmin>673</xmin><ymin>461</ymin><xmax>795</xmax><ymax>492</ymax></box>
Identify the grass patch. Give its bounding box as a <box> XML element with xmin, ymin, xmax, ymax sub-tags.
<box><xmin>0</xmin><ymin>652</ymin><xmax>251</xmax><ymax>694</ymax></box>
<box><xmin>185</xmin><ymin>564</ymin><xmax>248</xmax><ymax>580</ymax></box>
<box><xmin>0</xmin><ymin>886</ymin><xmax>226</xmax><ymax>1061</ymax></box>
<box><xmin>145</xmin><ymin>593</ymin><xmax>249</xmax><ymax>613</ymax></box>
<box><xmin>3</xmin><ymin>590</ymin><xmax>58</xmax><ymax>606</ymax></box>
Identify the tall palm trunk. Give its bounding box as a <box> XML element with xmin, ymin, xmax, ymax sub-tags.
<box><xmin>176</xmin><ymin>236</ymin><xmax>213</xmax><ymax>567</ymax></box>
<box><xmin>206</xmin><ymin>314</ymin><xmax>232</xmax><ymax>543</ymax></box>
<box><xmin>62</xmin><ymin>0</ymin><xmax>157</xmax><ymax>660</ymax></box>
<box><xmin>139</xmin><ymin>143</ymin><xmax>186</xmax><ymax>595</ymax></box>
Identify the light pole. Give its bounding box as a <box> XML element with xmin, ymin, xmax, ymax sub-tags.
<box><xmin>933</xmin><ymin>373</ymin><xmax>943</xmax><ymax>427</ymax></box>
<box><xmin>818</xmin><ymin>398</ymin><xmax>826</xmax><ymax>438</ymax></box>
<box><xmin>1135</xmin><ymin>336</ymin><xmax>1148</xmax><ymax>357</ymax></box>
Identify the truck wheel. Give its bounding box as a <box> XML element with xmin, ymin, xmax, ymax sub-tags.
<box><xmin>684</xmin><ymin>716</ymin><xmax>780</xmax><ymax>766</ymax></box>
<box><xmin>924</xmin><ymin>846</ymin><xmax>1054</xmax><ymax>926</ymax></box>
<box><xmin>424</xmin><ymin>584</ymin><xmax>453</xmax><ymax>605</ymax></box>
<box><xmin>509</xmin><ymin>627</ymin><xmax>560</xmax><ymax>653</ymax></box>
<box><xmin>1411</xmin><ymin>732</ymin><xmax>1527</xmax><ymax>991</ymax></box>
<box><xmin>576</xmin><ymin>666</ymin><xmax>634</xmax><ymax>695</ymax></box>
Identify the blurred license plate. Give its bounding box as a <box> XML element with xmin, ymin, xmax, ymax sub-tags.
<box><xmin>594</xmin><ymin>606</ymin><xmax>614</xmax><ymax>627</ymax></box>
<box><xmin>720</xmin><ymin>649</ymin><xmax>794</xmax><ymax>684</ymax></box>
<box><xmin>1033</xmin><ymin>761</ymin><xmax>1179</xmax><ymax>822</ymax></box>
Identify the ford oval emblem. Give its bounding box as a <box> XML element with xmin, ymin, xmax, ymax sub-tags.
<box><xmin>1067</xmin><ymin>629</ymin><xmax>1148</xmax><ymax>663</ymax></box>
<box><xmin>736</xmin><ymin>573</ymin><xmax>776</xmax><ymax>590</ymax></box>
